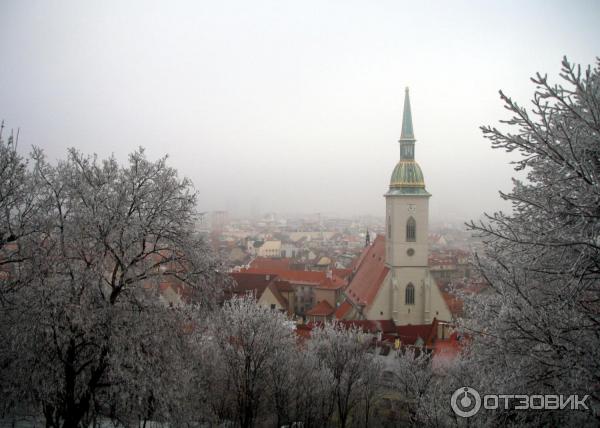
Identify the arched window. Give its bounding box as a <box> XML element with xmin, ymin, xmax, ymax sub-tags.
<box><xmin>405</xmin><ymin>283</ymin><xmax>415</xmax><ymax>305</ymax></box>
<box><xmin>387</xmin><ymin>216</ymin><xmax>392</xmax><ymax>239</ymax></box>
<box><xmin>406</xmin><ymin>217</ymin><xmax>416</xmax><ymax>242</ymax></box>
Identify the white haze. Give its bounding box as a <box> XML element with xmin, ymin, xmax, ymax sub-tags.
<box><xmin>1</xmin><ymin>0</ymin><xmax>599</xmax><ymax>222</ymax></box>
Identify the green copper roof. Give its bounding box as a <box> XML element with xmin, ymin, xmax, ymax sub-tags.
<box><xmin>389</xmin><ymin>160</ymin><xmax>425</xmax><ymax>188</ymax></box>
<box><xmin>400</xmin><ymin>87</ymin><xmax>415</xmax><ymax>141</ymax></box>
<box><xmin>386</xmin><ymin>88</ymin><xmax>430</xmax><ymax>197</ymax></box>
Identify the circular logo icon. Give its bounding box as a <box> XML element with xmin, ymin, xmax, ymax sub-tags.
<box><xmin>451</xmin><ymin>387</ymin><xmax>481</xmax><ymax>418</ymax></box>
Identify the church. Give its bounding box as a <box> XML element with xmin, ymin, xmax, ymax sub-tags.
<box><xmin>335</xmin><ymin>89</ymin><xmax>452</xmax><ymax>325</ymax></box>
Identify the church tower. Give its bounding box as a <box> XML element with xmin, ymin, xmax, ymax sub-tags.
<box><xmin>340</xmin><ymin>88</ymin><xmax>452</xmax><ymax>324</ymax></box>
<box><xmin>385</xmin><ymin>88</ymin><xmax>432</xmax><ymax>324</ymax></box>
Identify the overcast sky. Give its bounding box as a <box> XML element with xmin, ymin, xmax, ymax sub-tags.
<box><xmin>1</xmin><ymin>0</ymin><xmax>599</xmax><ymax>222</ymax></box>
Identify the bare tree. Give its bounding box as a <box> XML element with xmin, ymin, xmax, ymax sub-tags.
<box><xmin>287</xmin><ymin>349</ymin><xmax>336</xmax><ymax>428</ymax></box>
<box><xmin>308</xmin><ymin>322</ymin><xmax>376</xmax><ymax>428</ymax></box>
<box><xmin>0</xmin><ymin>125</ymin><xmax>41</xmax><ymax>298</ymax></box>
<box><xmin>356</xmin><ymin>354</ymin><xmax>383</xmax><ymax>428</ymax></box>
<box><xmin>205</xmin><ymin>295</ymin><xmax>296</xmax><ymax>428</ymax></box>
<box><xmin>463</xmin><ymin>57</ymin><xmax>600</xmax><ymax>425</ymax></box>
<box><xmin>0</xmin><ymin>147</ymin><xmax>220</xmax><ymax>426</ymax></box>
<box><xmin>389</xmin><ymin>347</ymin><xmax>484</xmax><ymax>428</ymax></box>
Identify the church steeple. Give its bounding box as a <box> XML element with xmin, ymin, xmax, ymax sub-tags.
<box><xmin>385</xmin><ymin>88</ymin><xmax>431</xmax><ymax>322</ymax></box>
<box><xmin>399</xmin><ymin>87</ymin><xmax>416</xmax><ymax>160</ymax></box>
<box><xmin>400</xmin><ymin>87</ymin><xmax>415</xmax><ymax>141</ymax></box>
<box><xmin>387</xmin><ymin>88</ymin><xmax>429</xmax><ymax>195</ymax></box>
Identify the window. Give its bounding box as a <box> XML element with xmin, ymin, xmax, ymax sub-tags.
<box><xmin>406</xmin><ymin>217</ymin><xmax>416</xmax><ymax>242</ymax></box>
<box><xmin>405</xmin><ymin>283</ymin><xmax>415</xmax><ymax>305</ymax></box>
<box><xmin>387</xmin><ymin>216</ymin><xmax>391</xmax><ymax>238</ymax></box>
<box><xmin>270</xmin><ymin>304</ymin><xmax>276</xmax><ymax>310</ymax></box>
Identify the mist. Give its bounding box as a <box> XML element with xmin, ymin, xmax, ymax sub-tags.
<box><xmin>1</xmin><ymin>0</ymin><xmax>598</xmax><ymax>222</ymax></box>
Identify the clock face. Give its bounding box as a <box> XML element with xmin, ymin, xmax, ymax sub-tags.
<box><xmin>407</xmin><ymin>248</ymin><xmax>415</xmax><ymax>256</ymax></box>
<box><xmin>408</xmin><ymin>204</ymin><xmax>416</xmax><ymax>213</ymax></box>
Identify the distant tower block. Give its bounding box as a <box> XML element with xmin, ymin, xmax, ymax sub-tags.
<box><xmin>210</xmin><ymin>210</ymin><xmax>229</xmax><ymax>234</ymax></box>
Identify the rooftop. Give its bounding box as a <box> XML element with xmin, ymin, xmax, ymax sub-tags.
<box><xmin>305</xmin><ymin>300</ymin><xmax>335</xmax><ymax>317</ymax></box>
<box><xmin>344</xmin><ymin>235</ymin><xmax>388</xmax><ymax>307</ymax></box>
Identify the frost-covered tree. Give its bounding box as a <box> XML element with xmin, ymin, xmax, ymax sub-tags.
<box><xmin>355</xmin><ymin>352</ymin><xmax>384</xmax><ymax>428</ymax></box>
<box><xmin>308</xmin><ymin>323</ymin><xmax>377</xmax><ymax>428</ymax></box>
<box><xmin>0</xmin><ymin>126</ymin><xmax>24</xmax><ymax>252</ymax></box>
<box><xmin>391</xmin><ymin>348</ymin><xmax>436</xmax><ymax>424</ymax></box>
<box><xmin>463</xmin><ymin>57</ymin><xmax>600</xmax><ymax>425</ymax></box>
<box><xmin>389</xmin><ymin>347</ymin><xmax>489</xmax><ymax>428</ymax></box>
<box><xmin>0</xmin><ymin>125</ymin><xmax>41</xmax><ymax>297</ymax></box>
<box><xmin>286</xmin><ymin>349</ymin><xmax>336</xmax><ymax>428</ymax></box>
<box><xmin>203</xmin><ymin>295</ymin><xmax>296</xmax><ymax>428</ymax></box>
<box><xmin>193</xmin><ymin>300</ymin><xmax>388</xmax><ymax>428</ymax></box>
<box><xmin>0</xmin><ymin>147</ymin><xmax>220</xmax><ymax>426</ymax></box>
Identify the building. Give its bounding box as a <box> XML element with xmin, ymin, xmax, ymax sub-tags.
<box><xmin>240</xmin><ymin>267</ymin><xmax>347</xmax><ymax>316</ymax></box>
<box><xmin>337</xmin><ymin>89</ymin><xmax>453</xmax><ymax>325</ymax></box>
<box><xmin>228</xmin><ymin>272</ymin><xmax>291</xmax><ymax>314</ymax></box>
<box><xmin>305</xmin><ymin>300</ymin><xmax>335</xmax><ymax>322</ymax></box>
<box><xmin>428</xmin><ymin>249</ymin><xmax>472</xmax><ymax>282</ymax></box>
<box><xmin>257</xmin><ymin>240</ymin><xmax>282</xmax><ymax>258</ymax></box>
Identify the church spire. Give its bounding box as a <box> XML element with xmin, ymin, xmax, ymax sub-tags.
<box><xmin>399</xmin><ymin>87</ymin><xmax>416</xmax><ymax>160</ymax></box>
<box><xmin>400</xmin><ymin>87</ymin><xmax>415</xmax><ymax>142</ymax></box>
<box><xmin>388</xmin><ymin>88</ymin><xmax>429</xmax><ymax>195</ymax></box>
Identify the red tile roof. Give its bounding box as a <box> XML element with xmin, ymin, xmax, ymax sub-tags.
<box><xmin>396</xmin><ymin>320</ymin><xmax>438</xmax><ymax>346</ymax></box>
<box><xmin>242</xmin><ymin>268</ymin><xmax>346</xmax><ymax>288</ymax></box>
<box><xmin>316</xmin><ymin>277</ymin><xmax>346</xmax><ymax>290</ymax></box>
<box><xmin>275</xmin><ymin>280</ymin><xmax>294</xmax><ymax>293</ymax></box>
<box><xmin>337</xmin><ymin>319</ymin><xmax>397</xmax><ymax>334</ymax></box>
<box><xmin>334</xmin><ymin>300</ymin><xmax>353</xmax><ymax>319</ymax></box>
<box><xmin>333</xmin><ymin>268</ymin><xmax>353</xmax><ymax>280</ymax></box>
<box><xmin>242</xmin><ymin>268</ymin><xmax>323</xmax><ymax>284</ymax></box>
<box><xmin>249</xmin><ymin>257</ymin><xmax>292</xmax><ymax>271</ymax></box>
<box><xmin>306</xmin><ymin>300</ymin><xmax>334</xmax><ymax>317</ymax></box>
<box><xmin>350</xmin><ymin>242</ymin><xmax>371</xmax><ymax>271</ymax></box>
<box><xmin>229</xmin><ymin>272</ymin><xmax>278</xmax><ymax>300</ymax></box>
<box><xmin>441</xmin><ymin>291</ymin><xmax>463</xmax><ymax>316</ymax></box>
<box><xmin>344</xmin><ymin>235</ymin><xmax>388</xmax><ymax>307</ymax></box>
<box><xmin>228</xmin><ymin>272</ymin><xmax>290</xmax><ymax>311</ymax></box>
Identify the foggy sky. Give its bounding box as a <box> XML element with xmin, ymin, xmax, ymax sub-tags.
<box><xmin>1</xmin><ymin>0</ymin><xmax>599</xmax><ymax>222</ymax></box>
